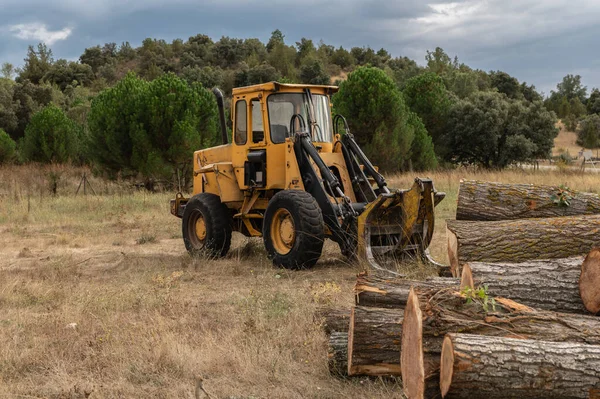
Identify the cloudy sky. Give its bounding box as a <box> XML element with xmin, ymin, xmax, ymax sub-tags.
<box><xmin>1</xmin><ymin>0</ymin><xmax>599</xmax><ymax>95</ymax></box>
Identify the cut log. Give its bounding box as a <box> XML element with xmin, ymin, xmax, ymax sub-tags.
<box><xmin>315</xmin><ymin>308</ymin><xmax>350</xmax><ymax>334</ymax></box>
<box><xmin>401</xmin><ymin>288</ymin><xmax>423</xmax><ymax>399</ymax></box>
<box><xmin>327</xmin><ymin>331</ymin><xmax>348</xmax><ymax>377</ymax></box>
<box><xmin>354</xmin><ymin>273</ymin><xmax>461</xmax><ymax>309</ymax></box>
<box><xmin>400</xmin><ymin>287</ymin><xmax>600</xmax><ymax>398</ymax></box>
<box><xmin>446</xmin><ymin>215</ymin><xmax>600</xmax><ymax>276</ymax></box>
<box><xmin>459</xmin><ymin>263</ymin><xmax>473</xmax><ymax>292</ymax></box>
<box><xmin>440</xmin><ymin>333</ymin><xmax>600</xmax><ymax>399</ymax></box>
<box><xmin>467</xmin><ymin>257</ymin><xmax>589</xmax><ymax>314</ymax></box>
<box><xmin>401</xmin><ymin>288</ymin><xmax>441</xmax><ymax>399</ymax></box>
<box><xmin>581</xmin><ymin>247</ymin><xmax>600</xmax><ymax>314</ymax></box>
<box><xmin>418</xmin><ymin>289</ymin><xmax>600</xmax><ymax>350</ymax></box>
<box><xmin>456</xmin><ymin>179</ymin><xmax>600</xmax><ymax>221</ymax></box>
<box><xmin>347</xmin><ymin>306</ymin><xmax>403</xmax><ymax>376</ymax></box>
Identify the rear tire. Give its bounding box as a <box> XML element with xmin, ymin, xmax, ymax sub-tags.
<box><xmin>263</xmin><ymin>190</ymin><xmax>324</xmax><ymax>269</ymax></box>
<box><xmin>182</xmin><ymin>193</ymin><xmax>232</xmax><ymax>257</ymax></box>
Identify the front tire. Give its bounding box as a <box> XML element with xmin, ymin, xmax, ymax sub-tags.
<box><xmin>263</xmin><ymin>190</ymin><xmax>324</xmax><ymax>269</ymax></box>
<box><xmin>182</xmin><ymin>193</ymin><xmax>232</xmax><ymax>257</ymax></box>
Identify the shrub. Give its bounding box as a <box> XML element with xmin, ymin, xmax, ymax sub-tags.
<box><xmin>334</xmin><ymin>66</ymin><xmax>437</xmax><ymax>171</ymax></box>
<box><xmin>402</xmin><ymin>72</ymin><xmax>454</xmax><ymax>154</ymax></box>
<box><xmin>299</xmin><ymin>58</ymin><xmax>330</xmax><ymax>85</ymax></box>
<box><xmin>88</xmin><ymin>72</ymin><xmax>218</xmax><ymax>187</ymax></box>
<box><xmin>88</xmin><ymin>72</ymin><xmax>148</xmax><ymax>178</ymax></box>
<box><xmin>443</xmin><ymin>92</ymin><xmax>557</xmax><ymax>168</ymax></box>
<box><xmin>564</xmin><ymin>114</ymin><xmax>578</xmax><ymax>132</ymax></box>
<box><xmin>0</xmin><ymin>128</ymin><xmax>16</xmax><ymax>164</ymax></box>
<box><xmin>576</xmin><ymin>114</ymin><xmax>600</xmax><ymax>148</ymax></box>
<box><xmin>20</xmin><ymin>104</ymin><xmax>80</xmax><ymax>163</ymax></box>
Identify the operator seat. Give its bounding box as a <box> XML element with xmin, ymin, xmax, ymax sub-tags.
<box><xmin>271</xmin><ymin>124</ymin><xmax>290</xmax><ymax>143</ymax></box>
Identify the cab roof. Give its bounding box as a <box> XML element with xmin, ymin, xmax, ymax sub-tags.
<box><xmin>231</xmin><ymin>81</ymin><xmax>339</xmax><ymax>96</ymax></box>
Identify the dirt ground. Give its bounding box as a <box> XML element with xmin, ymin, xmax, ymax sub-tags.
<box><xmin>1</xmin><ymin>165</ymin><xmax>599</xmax><ymax>398</ymax></box>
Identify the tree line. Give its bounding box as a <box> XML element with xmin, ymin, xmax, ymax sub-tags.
<box><xmin>0</xmin><ymin>29</ymin><xmax>596</xmax><ymax>187</ymax></box>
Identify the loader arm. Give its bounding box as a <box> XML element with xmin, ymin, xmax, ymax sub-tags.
<box><xmin>292</xmin><ymin>125</ymin><xmax>445</xmax><ymax>275</ymax></box>
<box><xmin>293</xmin><ymin>131</ymin><xmax>354</xmax><ymax>246</ymax></box>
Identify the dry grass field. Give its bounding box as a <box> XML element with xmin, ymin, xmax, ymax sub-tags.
<box><xmin>1</xmin><ymin>164</ymin><xmax>600</xmax><ymax>398</ymax></box>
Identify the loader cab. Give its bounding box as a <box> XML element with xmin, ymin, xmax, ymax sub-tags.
<box><xmin>266</xmin><ymin>92</ymin><xmax>333</xmax><ymax>145</ymax></box>
<box><xmin>231</xmin><ymin>82</ymin><xmax>338</xmax><ymax>190</ymax></box>
<box><xmin>232</xmin><ymin>82</ymin><xmax>337</xmax><ymax>146</ymax></box>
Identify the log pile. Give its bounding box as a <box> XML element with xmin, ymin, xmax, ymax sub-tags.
<box><xmin>446</xmin><ymin>215</ymin><xmax>600</xmax><ymax>276</ymax></box>
<box><xmin>440</xmin><ymin>333</ymin><xmax>600</xmax><ymax>399</ymax></box>
<box><xmin>319</xmin><ymin>180</ymin><xmax>600</xmax><ymax>398</ymax></box>
<box><xmin>456</xmin><ymin>179</ymin><xmax>600</xmax><ymax>221</ymax></box>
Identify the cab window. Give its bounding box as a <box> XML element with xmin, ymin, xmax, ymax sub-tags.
<box><xmin>267</xmin><ymin>93</ymin><xmax>333</xmax><ymax>144</ymax></box>
<box><xmin>234</xmin><ymin>100</ymin><xmax>247</xmax><ymax>145</ymax></box>
<box><xmin>251</xmin><ymin>99</ymin><xmax>264</xmax><ymax>143</ymax></box>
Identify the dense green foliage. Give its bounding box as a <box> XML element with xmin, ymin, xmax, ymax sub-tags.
<box><xmin>489</xmin><ymin>71</ymin><xmax>521</xmax><ymax>99</ymax></box>
<box><xmin>402</xmin><ymin>72</ymin><xmax>454</xmax><ymax>155</ymax></box>
<box><xmin>21</xmin><ymin>104</ymin><xmax>81</xmax><ymax>163</ymax></box>
<box><xmin>0</xmin><ymin>128</ymin><xmax>16</xmax><ymax>164</ymax></box>
<box><xmin>587</xmin><ymin>89</ymin><xmax>600</xmax><ymax>115</ymax></box>
<box><xmin>407</xmin><ymin>112</ymin><xmax>438</xmax><ymax>170</ymax></box>
<box><xmin>444</xmin><ymin>92</ymin><xmax>557</xmax><ymax>168</ymax></box>
<box><xmin>87</xmin><ymin>73</ymin><xmax>148</xmax><ymax>176</ymax></box>
<box><xmin>545</xmin><ymin>74</ymin><xmax>589</xmax><ymax>120</ymax></box>
<box><xmin>88</xmin><ymin>72</ymin><xmax>218</xmax><ymax>185</ymax></box>
<box><xmin>334</xmin><ymin>67</ymin><xmax>437</xmax><ymax>171</ymax></box>
<box><xmin>299</xmin><ymin>58</ymin><xmax>330</xmax><ymax>85</ymax></box>
<box><xmin>577</xmin><ymin>114</ymin><xmax>600</xmax><ymax>148</ymax></box>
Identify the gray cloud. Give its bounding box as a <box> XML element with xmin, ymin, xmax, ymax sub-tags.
<box><xmin>1</xmin><ymin>0</ymin><xmax>599</xmax><ymax>93</ymax></box>
<box><xmin>7</xmin><ymin>22</ymin><xmax>72</xmax><ymax>44</ymax></box>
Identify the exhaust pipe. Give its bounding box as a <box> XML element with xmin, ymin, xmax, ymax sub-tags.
<box><xmin>212</xmin><ymin>88</ymin><xmax>229</xmax><ymax>145</ymax></box>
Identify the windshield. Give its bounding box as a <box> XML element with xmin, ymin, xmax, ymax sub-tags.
<box><xmin>267</xmin><ymin>93</ymin><xmax>333</xmax><ymax>144</ymax></box>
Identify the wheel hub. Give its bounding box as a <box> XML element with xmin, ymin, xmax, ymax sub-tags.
<box><xmin>195</xmin><ymin>216</ymin><xmax>207</xmax><ymax>241</ymax></box>
<box><xmin>271</xmin><ymin>209</ymin><xmax>296</xmax><ymax>255</ymax></box>
<box><xmin>280</xmin><ymin>217</ymin><xmax>295</xmax><ymax>245</ymax></box>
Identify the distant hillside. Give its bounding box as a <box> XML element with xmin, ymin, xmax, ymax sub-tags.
<box><xmin>553</xmin><ymin>121</ymin><xmax>582</xmax><ymax>157</ymax></box>
<box><xmin>1</xmin><ymin>29</ymin><xmax>597</xmax><ymax>172</ymax></box>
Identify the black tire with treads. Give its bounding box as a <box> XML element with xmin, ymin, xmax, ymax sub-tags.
<box><xmin>263</xmin><ymin>190</ymin><xmax>324</xmax><ymax>269</ymax></box>
<box><xmin>182</xmin><ymin>193</ymin><xmax>232</xmax><ymax>257</ymax></box>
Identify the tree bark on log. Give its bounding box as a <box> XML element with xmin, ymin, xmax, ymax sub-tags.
<box><xmin>401</xmin><ymin>288</ymin><xmax>600</xmax><ymax>398</ymax></box>
<box><xmin>354</xmin><ymin>273</ymin><xmax>462</xmax><ymax>309</ymax></box>
<box><xmin>581</xmin><ymin>247</ymin><xmax>600</xmax><ymax>314</ymax></box>
<box><xmin>440</xmin><ymin>333</ymin><xmax>600</xmax><ymax>399</ymax></box>
<box><xmin>456</xmin><ymin>179</ymin><xmax>600</xmax><ymax>221</ymax></box>
<box><xmin>327</xmin><ymin>331</ymin><xmax>348</xmax><ymax>377</ymax></box>
<box><xmin>467</xmin><ymin>257</ymin><xmax>590</xmax><ymax>314</ymax></box>
<box><xmin>446</xmin><ymin>215</ymin><xmax>600</xmax><ymax>276</ymax></box>
<box><xmin>315</xmin><ymin>308</ymin><xmax>350</xmax><ymax>334</ymax></box>
<box><xmin>420</xmin><ymin>290</ymin><xmax>600</xmax><ymax>351</ymax></box>
<box><xmin>347</xmin><ymin>306</ymin><xmax>403</xmax><ymax>376</ymax></box>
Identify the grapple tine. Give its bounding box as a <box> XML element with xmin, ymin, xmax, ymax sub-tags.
<box><xmin>357</xmin><ymin>178</ymin><xmax>442</xmax><ymax>275</ymax></box>
<box><xmin>357</xmin><ymin>194</ymin><xmax>395</xmax><ymax>275</ymax></box>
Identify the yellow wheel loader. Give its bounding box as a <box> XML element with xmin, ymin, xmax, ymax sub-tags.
<box><xmin>170</xmin><ymin>82</ymin><xmax>445</xmax><ymax>273</ymax></box>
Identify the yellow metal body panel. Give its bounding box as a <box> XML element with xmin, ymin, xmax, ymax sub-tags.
<box><xmin>194</xmin><ymin>162</ymin><xmax>243</xmax><ymax>203</ymax></box>
<box><xmin>229</xmin><ymin>82</ymin><xmax>337</xmax><ymax>191</ymax></box>
<box><xmin>284</xmin><ymin>139</ymin><xmax>304</xmax><ymax>190</ymax></box>
<box><xmin>195</xmin><ymin>144</ymin><xmax>231</xmax><ymax>170</ymax></box>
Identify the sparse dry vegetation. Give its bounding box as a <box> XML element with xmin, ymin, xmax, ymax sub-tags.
<box><xmin>1</xmin><ymin>165</ymin><xmax>599</xmax><ymax>398</ymax></box>
<box><xmin>553</xmin><ymin>121</ymin><xmax>583</xmax><ymax>157</ymax></box>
